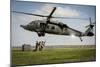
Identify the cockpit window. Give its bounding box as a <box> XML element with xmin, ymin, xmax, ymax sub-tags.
<box><xmin>51</xmin><ymin>26</ymin><xmax>55</xmax><ymax>29</ymax></box>
<box><xmin>29</xmin><ymin>21</ymin><xmax>34</xmax><ymax>25</ymax></box>
<box><xmin>47</xmin><ymin>25</ymin><xmax>49</xmax><ymax>29</ymax></box>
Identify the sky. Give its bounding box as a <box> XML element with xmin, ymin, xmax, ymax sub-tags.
<box><xmin>11</xmin><ymin>0</ymin><xmax>96</xmax><ymax>47</ymax></box>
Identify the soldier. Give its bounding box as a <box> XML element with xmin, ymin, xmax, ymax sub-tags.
<box><xmin>22</xmin><ymin>44</ymin><xmax>24</xmax><ymax>51</ymax></box>
<box><xmin>22</xmin><ymin>44</ymin><xmax>31</xmax><ymax>51</ymax></box>
<box><xmin>34</xmin><ymin>41</ymin><xmax>39</xmax><ymax>51</ymax></box>
<box><xmin>34</xmin><ymin>41</ymin><xmax>46</xmax><ymax>51</ymax></box>
<box><xmin>39</xmin><ymin>41</ymin><xmax>45</xmax><ymax>51</ymax></box>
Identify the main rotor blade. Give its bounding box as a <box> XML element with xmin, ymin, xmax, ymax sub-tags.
<box><xmin>52</xmin><ymin>16</ymin><xmax>88</xmax><ymax>20</ymax></box>
<box><xmin>89</xmin><ymin>17</ymin><xmax>92</xmax><ymax>24</ymax></box>
<box><xmin>43</xmin><ymin>7</ymin><xmax>57</xmax><ymax>33</ymax></box>
<box><xmin>48</xmin><ymin>7</ymin><xmax>56</xmax><ymax>18</ymax></box>
<box><xmin>12</xmin><ymin>11</ymin><xmax>48</xmax><ymax>17</ymax></box>
<box><xmin>47</xmin><ymin>7</ymin><xmax>56</xmax><ymax>21</ymax></box>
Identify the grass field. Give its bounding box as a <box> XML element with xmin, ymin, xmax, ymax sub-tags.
<box><xmin>12</xmin><ymin>47</ymin><xmax>96</xmax><ymax>66</ymax></box>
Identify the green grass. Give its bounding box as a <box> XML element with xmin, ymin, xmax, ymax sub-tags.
<box><xmin>12</xmin><ymin>47</ymin><xmax>96</xmax><ymax>66</ymax></box>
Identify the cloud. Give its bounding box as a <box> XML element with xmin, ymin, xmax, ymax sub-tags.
<box><xmin>13</xmin><ymin>4</ymin><xmax>82</xmax><ymax>25</ymax></box>
<box><xmin>34</xmin><ymin>4</ymin><xmax>81</xmax><ymax>17</ymax></box>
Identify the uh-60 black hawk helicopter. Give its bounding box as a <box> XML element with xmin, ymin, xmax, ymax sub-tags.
<box><xmin>12</xmin><ymin>7</ymin><xmax>95</xmax><ymax>41</ymax></box>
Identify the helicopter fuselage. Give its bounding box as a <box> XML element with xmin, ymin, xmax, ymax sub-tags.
<box><xmin>20</xmin><ymin>20</ymin><xmax>85</xmax><ymax>37</ymax></box>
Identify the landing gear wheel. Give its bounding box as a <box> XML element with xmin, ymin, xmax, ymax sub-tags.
<box><xmin>37</xmin><ymin>32</ymin><xmax>45</xmax><ymax>37</ymax></box>
<box><xmin>38</xmin><ymin>32</ymin><xmax>42</xmax><ymax>37</ymax></box>
<box><xmin>41</xmin><ymin>32</ymin><xmax>45</xmax><ymax>36</ymax></box>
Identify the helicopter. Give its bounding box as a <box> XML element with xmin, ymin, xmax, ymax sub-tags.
<box><xmin>12</xmin><ymin>7</ymin><xmax>95</xmax><ymax>41</ymax></box>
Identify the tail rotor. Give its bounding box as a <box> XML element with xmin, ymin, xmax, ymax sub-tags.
<box><xmin>84</xmin><ymin>17</ymin><xmax>95</xmax><ymax>36</ymax></box>
<box><xmin>85</xmin><ymin>17</ymin><xmax>95</xmax><ymax>31</ymax></box>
